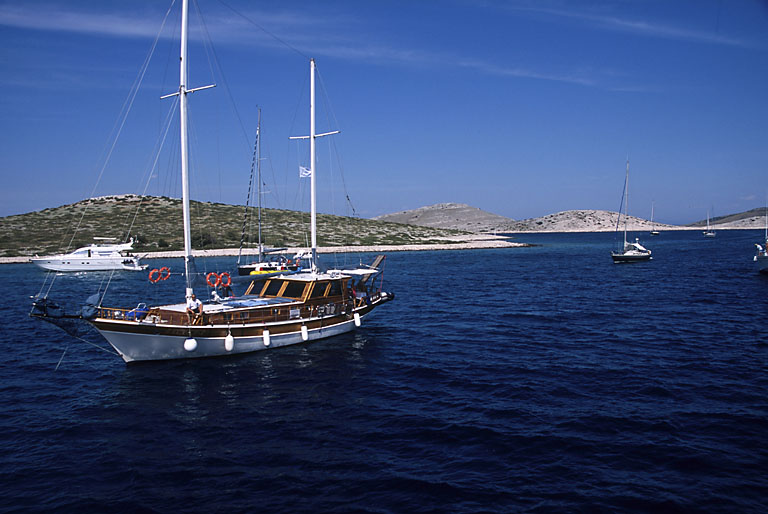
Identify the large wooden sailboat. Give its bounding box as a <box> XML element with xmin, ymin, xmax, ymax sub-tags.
<box><xmin>31</xmin><ymin>0</ymin><xmax>393</xmax><ymax>363</ymax></box>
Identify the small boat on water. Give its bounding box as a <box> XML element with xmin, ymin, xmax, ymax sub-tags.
<box><xmin>236</xmin><ymin>248</ymin><xmax>303</xmax><ymax>279</ymax></box>
<box><xmin>612</xmin><ymin>237</ymin><xmax>652</xmax><ymax>263</ymax></box>
<box><xmin>754</xmin><ymin>242</ymin><xmax>768</xmax><ymax>274</ymax></box>
<box><xmin>754</xmin><ymin>207</ymin><xmax>768</xmax><ymax>274</ymax></box>
<box><xmin>703</xmin><ymin>210</ymin><xmax>716</xmax><ymax>237</ymax></box>
<box><xmin>650</xmin><ymin>201</ymin><xmax>660</xmax><ymax>236</ymax></box>
<box><xmin>611</xmin><ymin>159</ymin><xmax>652</xmax><ymax>263</ymax></box>
<box><xmin>31</xmin><ymin>237</ymin><xmax>146</xmax><ymax>272</ymax></box>
<box><xmin>30</xmin><ymin>1</ymin><xmax>393</xmax><ymax>363</ymax></box>
<box><xmin>234</xmin><ymin>109</ymin><xmax>301</xmax><ymax>281</ymax></box>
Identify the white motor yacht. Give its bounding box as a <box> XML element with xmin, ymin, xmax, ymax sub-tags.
<box><xmin>31</xmin><ymin>238</ymin><xmax>146</xmax><ymax>272</ymax></box>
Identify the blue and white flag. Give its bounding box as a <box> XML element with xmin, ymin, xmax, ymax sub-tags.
<box><xmin>299</xmin><ymin>166</ymin><xmax>312</xmax><ymax>178</ymax></box>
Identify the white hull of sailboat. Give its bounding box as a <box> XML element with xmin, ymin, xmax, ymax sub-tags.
<box><xmin>756</xmin><ymin>254</ymin><xmax>768</xmax><ymax>274</ymax></box>
<box><xmin>611</xmin><ymin>251</ymin><xmax>652</xmax><ymax>263</ymax></box>
<box><xmin>97</xmin><ymin>313</ymin><xmax>368</xmax><ymax>363</ymax></box>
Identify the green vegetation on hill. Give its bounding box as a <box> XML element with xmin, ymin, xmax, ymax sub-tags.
<box><xmin>0</xmin><ymin>195</ymin><xmax>467</xmax><ymax>257</ymax></box>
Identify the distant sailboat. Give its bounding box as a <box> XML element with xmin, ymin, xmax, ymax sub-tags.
<box><xmin>235</xmin><ymin>109</ymin><xmax>302</xmax><ymax>281</ymax></box>
<box><xmin>703</xmin><ymin>210</ymin><xmax>716</xmax><ymax>237</ymax></box>
<box><xmin>611</xmin><ymin>159</ymin><xmax>652</xmax><ymax>263</ymax></box>
<box><xmin>754</xmin><ymin>205</ymin><xmax>768</xmax><ymax>274</ymax></box>
<box><xmin>650</xmin><ymin>201</ymin><xmax>660</xmax><ymax>236</ymax></box>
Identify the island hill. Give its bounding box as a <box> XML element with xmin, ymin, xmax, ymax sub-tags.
<box><xmin>374</xmin><ymin>203</ymin><xmax>768</xmax><ymax>233</ymax></box>
<box><xmin>2</xmin><ymin>196</ymin><xmax>765</xmax><ymax>261</ymax></box>
<box><xmin>0</xmin><ymin>195</ymin><xmax>518</xmax><ymax>260</ymax></box>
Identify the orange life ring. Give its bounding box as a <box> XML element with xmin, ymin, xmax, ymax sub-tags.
<box><xmin>159</xmin><ymin>266</ymin><xmax>171</xmax><ymax>281</ymax></box>
<box><xmin>219</xmin><ymin>272</ymin><xmax>231</xmax><ymax>287</ymax></box>
<box><xmin>206</xmin><ymin>272</ymin><xmax>220</xmax><ymax>287</ymax></box>
<box><xmin>148</xmin><ymin>268</ymin><xmax>161</xmax><ymax>283</ymax></box>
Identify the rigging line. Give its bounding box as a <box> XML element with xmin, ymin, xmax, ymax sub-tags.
<box><xmin>100</xmin><ymin>100</ymin><xmax>178</xmax><ymax>304</ymax></box>
<box><xmin>72</xmin><ymin>336</ymin><xmax>120</xmax><ymax>357</ymax></box>
<box><xmin>264</xmin><ymin>139</ymin><xmax>283</xmax><ymax>210</ymax></box>
<box><xmin>315</xmin><ymin>67</ymin><xmax>353</xmax><ymax>214</ymax></box>
<box><xmin>288</xmin><ymin>70</ymin><xmax>311</xmax><ymax>144</ymax></box>
<box><xmin>239</xmin><ymin>122</ymin><xmax>260</xmax><ymax>264</ymax></box>
<box><xmin>215</xmin><ymin>0</ymin><xmax>310</xmax><ymax>60</ymax></box>
<box><xmin>54</xmin><ymin>346</ymin><xmax>68</xmax><ymax>371</ymax></box>
<box><xmin>192</xmin><ymin>0</ymin><xmax>225</xmax><ymax>202</ymax></box>
<box><xmin>38</xmin><ymin>271</ymin><xmax>57</xmax><ymax>299</ymax></box>
<box><xmin>124</xmin><ymin>98</ymin><xmax>180</xmax><ymax>243</ymax></box>
<box><xmin>315</xmin><ymin>66</ymin><xmax>359</xmax><ymax>260</ymax></box>
<box><xmin>45</xmin><ymin>1</ymin><xmax>176</xmax><ymax>297</ymax></box>
<box><xmin>195</xmin><ymin>0</ymin><xmax>259</xmax><ymax>149</ymax></box>
<box><xmin>65</xmin><ymin>1</ymin><xmax>176</xmax><ymax>256</ymax></box>
<box><xmin>614</xmin><ymin>171</ymin><xmax>627</xmax><ymax>236</ymax></box>
<box><xmin>99</xmin><ymin>277</ymin><xmax>114</xmax><ymax>307</ymax></box>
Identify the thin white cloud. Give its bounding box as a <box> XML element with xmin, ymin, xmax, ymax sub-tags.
<box><xmin>0</xmin><ymin>3</ymin><xmax>625</xmax><ymax>89</ymax></box>
<box><xmin>0</xmin><ymin>4</ymin><xmax>164</xmax><ymax>38</ymax></box>
<box><xmin>455</xmin><ymin>58</ymin><xmax>597</xmax><ymax>86</ymax></box>
<box><xmin>502</xmin><ymin>2</ymin><xmax>757</xmax><ymax>48</ymax></box>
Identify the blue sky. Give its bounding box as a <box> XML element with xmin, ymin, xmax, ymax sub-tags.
<box><xmin>1</xmin><ymin>0</ymin><xmax>766</xmax><ymax>225</ymax></box>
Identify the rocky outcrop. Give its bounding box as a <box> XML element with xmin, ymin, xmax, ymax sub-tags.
<box><xmin>508</xmin><ymin>210</ymin><xmax>678</xmax><ymax>233</ymax></box>
<box><xmin>373</xmin><ymin>205</ymin><xmax>678</xmax><ymax>233</ymax></box>
<box><xmin>373</xmin><ymin>203</ymin><xmax>517</xmax><ymax>232</ymax></box>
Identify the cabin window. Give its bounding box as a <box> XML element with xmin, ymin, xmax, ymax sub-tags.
<box><xmin>328</xmin><ymin>280</ymin><xmax>342</xmax><ymax>297</ymax></box>
<box><xmin>282</xmin><ymin>281</ymin><xmax>306</xmax><ymax>299</ymax></box>
<box><xmin>263</xmin><ymin>280</ymin><xmax>282</xmax><ymax>297</ymax></box>
<box><xmin>310</xmin><ymin>282</ymin><xmax>329</xmax><ymax>299</ymax></box>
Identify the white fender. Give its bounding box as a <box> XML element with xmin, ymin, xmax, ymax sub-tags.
<box><xmin>224</xmin><ymin>332</ymin><xmax>234</xmax><ymax>352</ymax></box>
<box><xmin>184</xmin><ymin>338</ymin><xmax>197</xmax><ymax>352</ymax></box>
<box><xmin>263</xmin><ymin>329</ymin><xmax>271</xmax><ymax>347</ymax></box>
<box><xmin>301</xmin><ymin>325</ymin><xmax>309</xmax><ymax>341</ymax></box>
<box><xmin>354</xmin><ymin>312</ymin><xmax>361</xmax><ymax>327</ymax></box>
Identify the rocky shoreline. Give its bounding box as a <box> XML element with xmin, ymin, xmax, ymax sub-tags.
<box><xmin>0</xmin><ymin>235</ymin><xmax>527</xmax><ymax>264</ymax></box>
<box><xmin>4</xmin><ymin>224</ymin><xmax>764</xmax><ymax>265</ymax></box>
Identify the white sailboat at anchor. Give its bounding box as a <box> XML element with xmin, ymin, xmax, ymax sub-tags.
<box><xmin>754</xmin><ymin>205</ymin><xmax>768</xmax><ymax>274</ymax></box>
<box><xmin>235</xmin><ymin>109</ymin><xmax>302</xmax><ymax>281</ymax></box>
<box><xmin>31</xmin><ymin>0</ymin><xmax>393</xmax><ymax>363</ymax></box>
<box><xmin>611</xmin><ymin>159</ymin><xmax>652</xmax><ymax>263</ymax></box>
<box><xmin>703</xmin><ymin>210</ymin><xmax>716</xmax><ymax>237</ymax></box>
<box><xmin>650</xmin><ymin>201</ymin><xmax>660</xmax><ymax>236</ymax></box>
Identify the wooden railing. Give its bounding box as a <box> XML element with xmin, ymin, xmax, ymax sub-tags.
<box><xmin>98</xmin><ymin>297</ymin><xmax>366</xmax><ymax>327</ymax></box>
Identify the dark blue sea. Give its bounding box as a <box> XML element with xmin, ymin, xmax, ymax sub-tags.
<box><xmin>2</xmin><ymin>230</ymin><xmax>767</xmax><ymax>513</ymax></box>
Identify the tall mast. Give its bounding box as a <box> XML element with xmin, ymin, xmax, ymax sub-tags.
<box><xmin>290</xmin><ymin>59</ymin><xmax>338</xmax><ymax>274</ymax></box>
<box><xmin>624</xmin><ymin>158</ymin><xmax>629</xmax><ymax>245</ymax></box>
<box><xmin>159</xmin><ymin>0</ymin><xmax>214</xmax><ymax>294</ymax></box>
<box><xmin>256</xmin><ymin>108</ymin><xmax>262</xmax><ymax>263</ymax></box>
<box><xmin>309</xmin><ymin>59</ymin><xmax>318</xmax><ymax>271</ymax></box>
<box><xmin>179</xmin><ymin>0</ymin><xmax>193</xmax><ymax>295</ymax></box>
